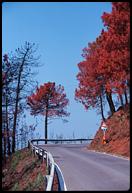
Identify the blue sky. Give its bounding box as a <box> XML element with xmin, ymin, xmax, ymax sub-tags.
<box><xmin>2</xmin><ymin>2</ymin><xmax>112</xmax><ymax>139</ymax></box>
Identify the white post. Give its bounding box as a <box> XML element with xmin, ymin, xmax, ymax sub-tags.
<box><xmin>103</xmin><ymin>130</ymin><xmax>106</xmax><ymax>138</ymax></box>
<box><xmin>46</xmin><ymin>152</ymin><xmax>49</xmax><ymax>175</ymax></box>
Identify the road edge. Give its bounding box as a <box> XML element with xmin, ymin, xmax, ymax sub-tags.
<box><xmin>85</xmin><ymin>148</ymin><xmax>130</xmax><ymax>160</ymax></box>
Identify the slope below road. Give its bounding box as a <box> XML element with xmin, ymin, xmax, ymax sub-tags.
<box><xmin>39</xmin><ymin>144</ymin><xmax>130</xmax><ymax>191</ymax></box>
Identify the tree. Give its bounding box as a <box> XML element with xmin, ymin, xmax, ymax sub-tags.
<box><xmin>101</xmin><ymin>2</ymin><xmax>130</xmax><ymax>96</ymax></box>
<box><xmin>2</xmin><ymin>54</ymin><xmax>16</xmax><ymax>158</ymax></box>
<box><xmin>11</xmin><ymin>42</ymin><xmax>40</xmax><ymax>153</ymax></box>
<box><xmin>75</xmin><ymin>39</ymin><xmax>114</xmax><ymax>118</ymax></box>
<box><xmin>27</xmin><ymin>82</ymin><xmax>70</xmax><ymax>144</ymax></box>
<box><xmin>2</xmin><ymin>42</ymin><xmax>41</xmax><ymax>154</ymax></box>
<box><xmin>75</xmin><ymin>2</ymin><xmax>129</xmax><ymax>117</ymax></box>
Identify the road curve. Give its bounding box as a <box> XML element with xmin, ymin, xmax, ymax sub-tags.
<box><xmin>39</xmin><ymin>144</ymin><xmax>130</xmax><ymax>191</ymax></box>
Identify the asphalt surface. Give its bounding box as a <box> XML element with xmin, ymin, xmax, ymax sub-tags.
<box><xmin>39</xmin><ymin>144</ymin><xmax>130</xmax><ymax>191</ymax></box>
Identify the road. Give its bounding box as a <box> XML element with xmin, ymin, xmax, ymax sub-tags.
<box><xmin>39</xmin><ymin>144</ymin><xmax>130</xmax><ymax>191</ymax></box>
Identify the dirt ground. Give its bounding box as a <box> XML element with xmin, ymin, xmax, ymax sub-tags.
<box><xmin>2</xmin><ymin>147</ymin><xmax>59</xmax><ymax>191</ymax></box>
<box><xmin>88</xmin><ymin>104</ymin><xmax>130</xmax><ymax>158</ymax></box>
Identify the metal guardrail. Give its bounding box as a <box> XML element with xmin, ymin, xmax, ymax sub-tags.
<box><xmin>31</xmin><ymin>138</ymin><xmax>93</xmax><ymax>143</ymax></box>
<box><xmin>31</xmin><ymin>138</ymin><xmax>93</xmax><ymax>146</ymax></box>
<box><xmin>55</xmin><ymin>163</ymin><xmax>67</xmax><ymax>191</ymax></box>
<box><xmin>28</xmin><ymin>140</ymin><xmax>67</xmax><ymax>191</ymax></box>
<box><xmin>28</xmin><ymin>138</ymin><xmax>93</xmax><ymax>190</ymax></box>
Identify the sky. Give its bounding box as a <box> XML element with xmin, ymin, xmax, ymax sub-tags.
<box><xmin>2</xmin><ymin>2</ymin><xmax>112</xmax><ymax>139</ymax></box>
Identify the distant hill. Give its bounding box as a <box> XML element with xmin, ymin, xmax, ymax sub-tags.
<box><xmin>88</xmin><ymin>104</ymin><xmax>130</xmax><ymax>158</ymax></box>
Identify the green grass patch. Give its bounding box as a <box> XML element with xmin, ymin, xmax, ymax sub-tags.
<box><xmin>10</xmin><ymin>150</ymin><xmax>22</xmax><ymax>170</ymax></box>
<box><xmin>24</xmin><ymin>172</ymin><xmax>44</xmax><ymax>191</ymax></box>
<box><xmin>10</xmin><ymin>149</ymin><xmax>33</xmax><ymax>170</ymax></box>
<box><xmin>11</xmin><ymin>182</ymin><xmax>19</xmax><ymax>191</ymax></box>
<box><xmin>34</xmin><ymin>172</ymin><xmax>44</xmax><ymax>188</ymax></box>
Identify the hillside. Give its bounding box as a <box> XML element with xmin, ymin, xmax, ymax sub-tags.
<box><xmin>88</xmin><ymin>104</ymin><xmax>130</xmax><ymax>158</ymax></box>
<box><xmin>2</xmin><ymin>147</ymin><xmax>58</xmax><ymax>191</ymax></box>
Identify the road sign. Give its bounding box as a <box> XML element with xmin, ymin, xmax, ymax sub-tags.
<box><xmin>101</xmin><ymin>121</ymin><xmax>107</xmax><ymax>131</ymax></box>
<box><xmin>101</xmin><ymin>121</ymin><xmax>108</xmax><ymax>144</ymax></box>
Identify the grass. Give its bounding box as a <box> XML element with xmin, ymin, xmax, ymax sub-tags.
<box><xmin>11</xmin><ymin>151</ymin><xmax>22</xmax><ymax>170</ymax></box>
<box><xmin>11</xmin><ymin>182</ymin><xmax>19</xmax><ymax>191</ymax></box>
<box><xmin>34</xmin><ymin>173</ymin><xmax>44</xmax><ymax>188</ymax></box>
<box><xmin>24</xmin><ymin>172</ymin><xmax>44</xmax><ymax>191</ymax></box>
<box><xmin>11</xmin><ymin>148</ymin><xmax>33</xmax><ymax>170</ymax></box>
<box><xmin>2</xmin><ymin>148</ymin><xmax>47</xmax><ymax>191</ymax></box>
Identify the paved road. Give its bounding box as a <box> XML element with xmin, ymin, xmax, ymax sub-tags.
<box><xmin>39</xmin><ymin>144</ymin><xmax>130</xmax><ymax>191</ymax></box>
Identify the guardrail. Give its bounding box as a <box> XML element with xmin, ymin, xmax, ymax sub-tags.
<box><xmin>55</xmin><ymin>163</ymin><xmax>67</xmax><ymax>191</ymax></box>
<box><xmin>31</xmin><ymin>138</ymin><xmax>93</xmax><ymax>145</ymax></box>
<box><xmin>28</xmin><ymin>140</ymin><xmax>67</xmax><ymax>191</ymax></box>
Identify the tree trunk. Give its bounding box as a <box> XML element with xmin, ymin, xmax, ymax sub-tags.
<box><xmin>5</xmin><ymin>88</ymin><xmax>11</xmax><ymax>156</ymax></box>
<box><xmin>119</xmin><ymin>94</ymin><xmax>124</xmax><ymax>107</ymax></box>
<box><xmin>12</xmin><ymin>73</ymin><xmax>21</xmax><ymax>153</ymax></box>
<box><xmin>3</xmin><ymin>122</ymin><xmax>7</xmax><ymax>163</ymax></box>
<box><xmin>106</xmin><ymin>91</ymin><xmax>115</xmax><ymax>115</ymax></box>
<box><xmin>6</xmin><ymin>102</ymin><xmax>11</xmax><ymax>156</ymax></box>
<box><xmin>2</xmin><ymin>136</ymin><xmax>3</xmax><ymax>158</ymax></box>
<box><xmin>99</xmin><ymin>95</ymin><xmax>105</xmax><ymax>121</ymax></box>
<box><xmin>45</xmin><ymin>106</ymin><xmax>48</xmax><ymax>144</ymax></box>
<box><xmin>12</xmin><ymin>53</ymin><xmax>27</xmax><ymax>153</ymax></box>
<box><xmin>124</xmin><ymin>89</ymin><xmax>128</xmax><ymax>104</ymax></box>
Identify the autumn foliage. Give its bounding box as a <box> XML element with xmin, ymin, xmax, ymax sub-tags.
<box><xmin>75</xmin><ymin>2</ymin><xmax>130</xmax><ymax>118</ymax></box>
<box><xmin>27</xmin><ymin>82</ymin><xmax>69</xmax><ymax>117</ymax></box>
<box><xmin>27</xmin><ymin>82</ymin><xmax>69</xmax><ymax>142</ymax></box>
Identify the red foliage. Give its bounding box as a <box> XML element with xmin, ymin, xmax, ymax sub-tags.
<box><xmin>75</xmin><ymin>2</ymin><xmax>130</xmax><ymax>109</ymax></box>
<box><xmin>75</xmin><ymin>38</ymin><xmax>105</xmax><ymax>109</ymax></box>
<box><xmin>101</xmin><ymin>2</ymin><xmax>130</xmax><ymax>93</ymax></box>
<box><xmin>27</xmin><ymin>82</ymin><xmax>69</xmax><ymax>118</ymax></box>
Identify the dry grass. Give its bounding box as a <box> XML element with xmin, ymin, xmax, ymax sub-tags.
<box><xmin>2</xmin><ymin>147</ymin><xmax>47</xmax><ymax>191</ymax></box>
<box><xmin>2</xmin><ymin>147</ymin><xmax>59</xmax><ymax>191</ymax></box>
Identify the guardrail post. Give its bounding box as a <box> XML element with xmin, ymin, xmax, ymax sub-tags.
<box><xmin>46</xmin><ymin>152</ymin><xmax>49</xmax><ymax>175</ymax></box>
<box><xmin>38</xmin><ymin>148</ymin><xmax>40</xmax><ymax>159</ymax></box>
<box><xmin>32</xmin><ymin>146</ymin><xmax>34</xmax><ymax>155</ymax></box>
<box><xmin>42</xmin><ymin>149</ymin><xmax>44</xmax><ymax>163</ymax></box>
<box><xmin>32</xmin><ymin>146</ymin><xmax>33</xmax><ymax>155</ymax></box>
<box><xmin>34</xmin><ymin>148</ymin><xmax>36</xmax><ymax>156</ymax></box>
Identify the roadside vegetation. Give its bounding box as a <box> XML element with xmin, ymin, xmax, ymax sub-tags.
<box><xmin>88</xmin><ymin>104</ymin><xmax>130</xmax><ymax>158</ymax></box>
<box><xmin>2</xmin><ymin>148</ymin><xmax>47</xmax><ymax>191</ymax></box>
